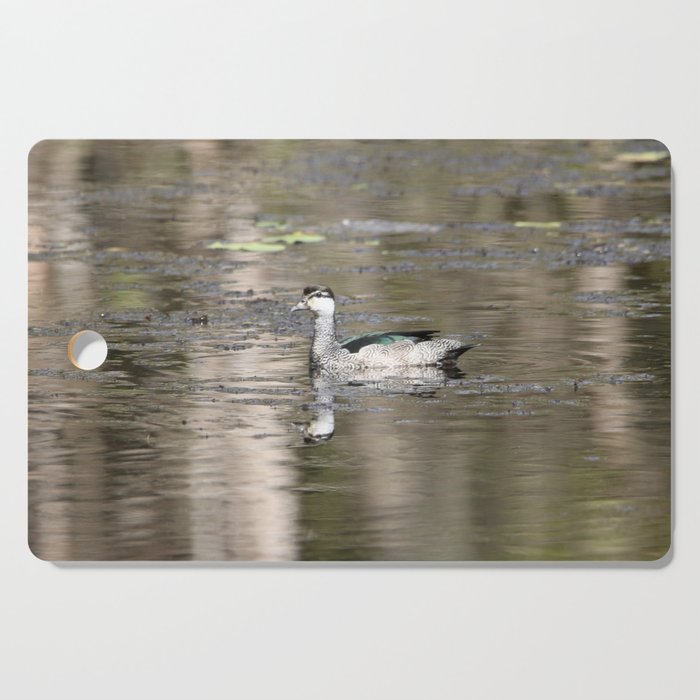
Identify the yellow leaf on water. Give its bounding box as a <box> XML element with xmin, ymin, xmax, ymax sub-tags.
<box><xmin>207</xmin><ymin>241</ymin><xmax>286</xmax><ymax>252</ymax></box>
<box><xmin>514</xmin><ymin>221</ymin><xmax>561</xmax><ymax>229</ymax></box>
<box><xmin>616</xmin><ymin>151</ymin><xmax>669</xmax><ymax>163</ymax></box>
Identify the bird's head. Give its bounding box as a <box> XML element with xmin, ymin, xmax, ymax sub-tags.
<box><xmin>291</xmin><ymin>285</ymin><xmax>336</xmax><ymax>317</ymax></box>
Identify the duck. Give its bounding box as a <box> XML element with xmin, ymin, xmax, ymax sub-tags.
<box><xmin>291</xmin><ymin>285</ymin><xmax>477</xmax><ymax>372</ymax></box>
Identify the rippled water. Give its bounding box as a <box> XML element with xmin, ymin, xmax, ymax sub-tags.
<box><xmin>28</xmin><ymin>140</ymin><xmax>671</xmax><ymax>561</ymax></box>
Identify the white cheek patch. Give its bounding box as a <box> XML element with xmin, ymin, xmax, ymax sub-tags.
<box><xmin>311</xmin><ymin>296</ymin><xmax>335</xmax><ymax>315</ymax></box>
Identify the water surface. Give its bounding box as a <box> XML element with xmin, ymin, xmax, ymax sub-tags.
<box><xmin>28</xmin><ymin>140</ymin><xmax>671</xmax><ymax>560</ymax></box>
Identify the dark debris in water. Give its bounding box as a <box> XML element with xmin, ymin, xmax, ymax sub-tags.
<box><xmin>564</xmin><ymin>217</ymin><xmax>670</xmax><ymax>237</ymax></box>
<box><xmin>456</xmin><ymin>383</ymin><xmax>554</xmax><ymax>396</ymax></box>
<box><xmin>214</xmin><ymin>343</ymin><xmax>251</xmax><ymax>351</ymax></box>
<box><xmin>565</xmin><ymin>373</ymin><xmax>658</xmax><ymax>395</ymax></box>
<box><xmin>475</xmin><ymin>409</ymin><xmax>535</xmax><ymax>417</ymax></box>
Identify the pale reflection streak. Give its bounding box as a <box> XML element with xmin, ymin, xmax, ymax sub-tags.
<box><xmin>29</xmin><ymin>143</ymin><xmax>99</xmax><ymax>560</ymax></box>
<box><xmin>177</xmin><ymin>143</ymin><xmax>301</xmax><ymax>560</ymax></box>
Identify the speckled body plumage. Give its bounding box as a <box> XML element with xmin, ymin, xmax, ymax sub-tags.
<box><xmin>292</xmin><ymin>285</ymin><xmax>476</xmax><ymax>372</ymax></box>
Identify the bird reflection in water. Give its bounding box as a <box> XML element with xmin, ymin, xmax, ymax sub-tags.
<box><xmin>293</xmin><ymin>365</ymin><xmax>464</xmax><ymax>445</ymax></box>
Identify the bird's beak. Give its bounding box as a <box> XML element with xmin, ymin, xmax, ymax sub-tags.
<box><xmin>291</xmin><ymin>300</ymin><xmax>308</xmax><ymax>312</ymax></box>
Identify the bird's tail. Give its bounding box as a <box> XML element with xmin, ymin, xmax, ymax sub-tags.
<box><xmin>442</xmin><ymin>343</ymin><xmax>480</xmax><ymax>364</ymax></box>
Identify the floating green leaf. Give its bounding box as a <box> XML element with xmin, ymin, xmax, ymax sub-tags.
<box><xmin>616</xmin><ymin>151</ymin><xmax>669</xmax><ymax>163</ymax></box>
<box><xmin>514</xmin><ymin>221</ymin><xmax>561</xmax><ymax>229</ymax></box>
<box><xmin>262</xmin><ymin>230</ymin><xmax>326</xmax><ymax>244</ymax></box>
<box><xmin>207</xmin><ymin>241</ymin><xmax>286</xmax><ymax>252</ymax></box>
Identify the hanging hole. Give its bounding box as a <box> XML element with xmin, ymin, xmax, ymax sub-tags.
<box><xmin>68</xmin><ymin>330</ymin><xmax>108</xmax><ymax>370</ymax></box>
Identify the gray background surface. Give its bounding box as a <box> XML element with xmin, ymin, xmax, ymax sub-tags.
<box><xmin>3</xmin><ymin>1</ymin><xmax>698</xmax><ymax>698</ymax></box>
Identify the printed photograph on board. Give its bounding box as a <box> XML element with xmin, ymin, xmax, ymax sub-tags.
<box><xmin>28</xmin><ymin>140</ymin><xmax>671</xmax><ymax>561</ymax></box>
